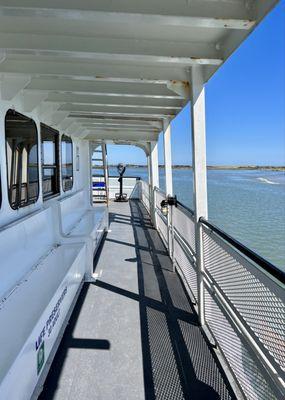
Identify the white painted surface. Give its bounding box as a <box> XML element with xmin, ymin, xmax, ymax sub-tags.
<box><xmin>163</xmin><ymin>119</ymin><xmax>173</xmax><ymax>196</ymax></box>
<box><xmin>0</xmin><ymin>244</ymin><xmax>85</xmax><ymax>400</ymax></box>
<box><xmin>0</xmin><ymin>190</ymin><xmax>107</xmax><ymax>398</ymax></box>
<box><xmin>0</xmin><ymin>98</ymin><xmax>90</xmax><ymax>228</ymax></box>
<box><xmin>0</xmin><ymin>0</ymin><xmax>277</xmax><ymax>146</ymax></box>
<box><xmin>108</xmin><ymin>177</ymin><xmax>141</xmax><ymax>199</ymax></box>
<box><xmin>190</xmin><ymin>66</ymin><xmax>208</xmax><ymax>325</ymax></box>
<box><xmin>0</xmin><ymin>207</ymin><xmax>55</xmax><ymax>300</ymax></box>
<box><xmin>0</xmin><ymin>1</ymin><xmax>280</xmax><ymax>397</ymax></box>
<box><xmin>149</xmin><ymin>141</ymin><xmax>159</xmax><ymax>227</ymax></box>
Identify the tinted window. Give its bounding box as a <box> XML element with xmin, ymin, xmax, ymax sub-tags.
<box><xmin>41</xmin><ymin>124</ymin><xmax>60</xmax><ymax>199</ymax></box>
<box><xmin>61</xmin><ymin>135</ymin><xmax>73</xmax><ymax>191</ymax></box>
<box><xmin>5</xmin><ymin>109</ymin><xmax>39</xmax><ymax>210</ymax></box>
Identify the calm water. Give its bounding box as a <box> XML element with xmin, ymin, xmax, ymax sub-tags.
<box><xmin>109</xmin><ymin>167</ymin><xmax>285</xmax><ymax>270</ymax></box>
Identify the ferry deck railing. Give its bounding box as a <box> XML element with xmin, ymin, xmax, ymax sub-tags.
<box><xmin>140</xmin><ymin>179</ymin><xmax>285</xmax><ymax>400</ymax></box>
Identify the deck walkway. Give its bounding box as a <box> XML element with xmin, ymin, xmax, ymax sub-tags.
<box><xmin>39</xmin><ymin>200</ymin><xmax>235</xmax><ymax>400</ymax></box>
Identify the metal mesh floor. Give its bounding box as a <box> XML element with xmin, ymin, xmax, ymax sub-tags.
<box><xmin>39</xmin><ymin>200</ymin><xmax>236</xmax><ymax>400</ymax></box>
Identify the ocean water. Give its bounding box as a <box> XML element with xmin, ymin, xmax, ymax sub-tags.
<box><xmin>109</xmin><ymin>167</ymin><xmax>285</xmax><ymax>270</ymax></box>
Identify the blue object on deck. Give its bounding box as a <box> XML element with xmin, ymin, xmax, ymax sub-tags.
<box><xmin>93</xmin><ymin>182</ymin><xmax>105</xmax><ymax>189</ymax></box>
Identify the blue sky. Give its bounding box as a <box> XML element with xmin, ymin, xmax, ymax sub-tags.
<box><xmin>108</xmin><ymin>2</ymin><xmax>285</xmax><ymax>166</ymax></box>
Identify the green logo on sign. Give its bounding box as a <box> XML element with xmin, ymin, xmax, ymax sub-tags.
<box><xmin>37</xmin><ymin>341</ymin><xmax>45</xmax><ymax>375</ymax></box>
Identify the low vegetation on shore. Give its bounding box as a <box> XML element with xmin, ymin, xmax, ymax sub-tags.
<box><xmin>109</xmin><ymin>164</ymin><xmax>285</xmax><ymax>171</ymax></box>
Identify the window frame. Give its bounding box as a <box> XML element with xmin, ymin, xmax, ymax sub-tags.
<box><xmin>40</xmin><ymin>123</ymin><xmax>60</xmax><ymax>201</ymax></box>
<box><xmin>5</xmin><ymin>109</ymin><xmax>40</xmax><ymax>210</ymax></box>
<box><xmin>61</xmin><ymin>134</ymin><xmax>74</xmax><ymax>192</ymax></box>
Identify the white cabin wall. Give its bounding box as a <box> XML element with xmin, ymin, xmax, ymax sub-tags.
<box><xmin>0</xmin><ymin>97</ymin><xmax>91</xmax><ymax>227</ymax></box>
<box><xmin>66</xmin><ymin>137</ymin><xmax>90</xmax><ymax>197</ymax></box>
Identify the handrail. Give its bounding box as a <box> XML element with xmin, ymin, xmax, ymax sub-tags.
<box><xmin>153</xmin><ymin>186</ymin><xmax>166</xmax><ymax>196</ymax></box>
<box><xmin>108</xmin><ymin>176</ymin><xmax>141</xmax><ymax>179</ymax></box>
<box><xmin>142</xmin><ymin>180</ymin><xmax>284</xmax><ymax>284</ymax></box>
<box><xmin>143</xmin><ymin>180</ymin><xmax>285</xmax><ymax>396</ymax></box>
<box><xmin>176</xmin><ymin>200</ymin><xmax>194</xmax><ymax>216</ymax></box>
<box><xmin>200</xmin><ymin>217</ymin><xmax>285</xmax><ymax>284</ymax></box>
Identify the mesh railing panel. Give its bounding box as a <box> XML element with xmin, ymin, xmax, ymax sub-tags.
<box><xmin>155</xmin><ymin>190</ymin><xmax>168</xmax><ymax>247</ymax></box>
<box><xmin>205</xmin><ymin>288</ymin><xmax>277</xmax><ymax>400</ymax></box>
<box><xmin>173</xmin><ymin>236</ymin><xmax>198</xmax><ymax>302</ymax></box>
<box><xmin>202</xmin><ymin>224</ymin><xmax>285</xmax><ymax>378</ymax></box>
<box><xmin>172</xmin><ymin>205</ymin><xmax>196</xmax><ymax>254</ymax></box>
<box><xmin>139</xmin><ymin>183</ymin><xmax>284</xmax><ymax>398</ymax></box>
<box><xmin>172</xmin><ymin>205</ymin><xmax>197</xmax><ymax>302</ymax></box>
<box><xmin>141</xmin><ymin>180</ymin><xmax>150</xmax><ymax>213</ymax></box>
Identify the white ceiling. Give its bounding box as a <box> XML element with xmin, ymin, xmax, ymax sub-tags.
<box><xmin>0</xmin><ymin>0</ymin><xmax>279</xmax><ymax>144</ymax></box>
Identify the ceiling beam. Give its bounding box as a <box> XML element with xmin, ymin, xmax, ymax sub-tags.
<box><xmin>60</xmin><ymin>104</ymin><xmax>175</xmax><ymax>117</ymax></box>
<box><xmin>72</xmin><ymin>117</ymin><xmax>163</xmax><ymax>129</ymax></box>
<box><xmin>80</xmin><ymin>122</ymin><xmax>160</xmax><ymax>129</ymax></box>
<box><xmin>26</xmin><ymin>78</ymin><xmax>182</xmax><ymax>101</ymax></box>
<box><xmin>0</xmin><ymin>12</ymin><xmax>255</xmax><ymax>30</ymax></box>
<box><xmin>82</xmin><ymin>125</ymin><xmax>159</xmax><ymax>132</ymax></box>
<box><xmin>47</xmin><ymin>100</ymin><xmax>181</xmax><ymax>111</ymax></box>
<box><xmin>84</xmin><ymin>129</ymin><xmax>158</xmax><ymax>142</ymax></box>
<box><xmin>0</xmin><ymin>2</ymin><xmax>253</xmax><ymax>22</ymax></box>
<box><xmin>1</xmin><ymin>73</ymin><xmax>173</xmax><ymax>86</ymax></box>
<box><xmin>0</xmin><ymin>59</ymin><xmax>189</xmax><ymax>81</ymax></box>
<box><xmin>0</xmin><ymin>34</ymin><xmax>222</xmax><ymax>66</ymax></box>
<box><xmin>25</xmin><ymin>79</ymin><xmax>184</xmax><ymax>99</ymax></box>
<box><xmin>220</xmin><ymin>0</ymin><xmax>279</xmax><ymax>61</ymax></box>
<box><xmin>44</xmin><ymin>92</ymin><xmax>184</xmax><ymax>107</ymax></box>
<box><xmin>68</xmin><ymin>111</ymin><xmax>168</xmax><ymax>119</ymax></box>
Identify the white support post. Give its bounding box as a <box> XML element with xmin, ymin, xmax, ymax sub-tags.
<box><xmin>149</xmin><ymin>141</ymin><xmax>159</xmax><ymax>228</ymax></box>
<box><xmin>163</xmin><ymin>118</ymin><xmax>174</xmax><ymax>261</ymax></box>
<box><xmin>147</xmin><ymin>155</ymin><xmax>151</xmax><ymax>186</ymax></box>
<box><xmin>190</xmin><ymin>66</ymin><xmax>208</xmax><ymax>326</ymax></box>
<box><xmin>163</xmin><ymin>118</ymin><xmax>173</xmax><ymax>197</ymax></box>
<box><xmin>146</xmin><ymin>155</ymin><xmax>151</xmax><ymax>210</ymax></box>
<box><xmin>102</xmin><ymin>142</ymin><xmax>109</xmax><ymax>206</ymax></box>
<box><xmin>89</xmin><ymin>142</ymin><xmax>95</xmax><ymax>207</ymax></box>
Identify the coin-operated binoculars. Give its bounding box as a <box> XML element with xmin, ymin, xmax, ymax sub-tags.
<box><xmin>115</xmin><ymin>163</ymin><xmax>128</xmax><ymax>202</ymax></box>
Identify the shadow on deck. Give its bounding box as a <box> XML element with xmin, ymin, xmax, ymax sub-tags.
<box><xmin>39</xmin><ymin>200</ymin><xmax>235</xmax><ymax>400</ymax></box>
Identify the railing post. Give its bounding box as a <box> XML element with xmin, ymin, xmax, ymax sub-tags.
<box><xmin>190</xmin><ymin>66</ymin><xmax>208</xmax><ymax>326</ymax></box>
<box><xmin>149</xmin><ymin>141</ymin><xmax>159</xmax><ymax>228</ymax></box>
<box><xmin>163</xmin><ymin>118</ymin><xmax>174</xmax><ymax>257</ymax></box>
<box><xmin>102</xmin><ymin>142</ymin><xmax>109</xmax><ymax>205</ymax></box>
<box><xmin>169</xmin><ymin>205</ymin><xmax>176</xmax><ymax>271</ymax></box>
<box><xmin>163</xmin><ymin>118</ymin><xmax>173</xmax><ymax>197</ymax></box>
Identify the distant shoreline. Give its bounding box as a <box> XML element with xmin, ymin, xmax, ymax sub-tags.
<box><xmin>109</xmin><ymin>165</ymin><xmax>285</xmax><ymax>171</ymax></box>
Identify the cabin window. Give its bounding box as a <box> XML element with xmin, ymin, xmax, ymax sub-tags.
<box><xmin>5</xmin><ymin>109</ymin><xmax>39</xmax><ymax>210</ymax></box>
<box><xmin>61</xmin><ymin>135</ymin><xmax>73</xmax><ymax>191</ymax></box>
<box><xmin>41</xmin><ymin>124</ymin><xmax>60</xmax><ymax>199</ymax></box>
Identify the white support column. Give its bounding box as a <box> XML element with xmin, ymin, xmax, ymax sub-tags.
<box><xmin>163</xmin><ymin>118</ymin><xmax>174</xmax><ymax>261</ymax></box>
<box><xmin>101</xmin><ymin>142</ymin><xmax>109</xmax><ymax>204</ymax></box>
<box><xmin>190</xmin><ymin>66</ymin><xmax>208</xmax><ymax>326</ymax></box>
<box><xmin>163</xmin><ymin>118</ymin><xmax>173</xmax><ymax>196</ymax></box>
<box><xmin>149</xmin><ymin>141</ymin><xmax>159</xmax><ymax>227</ymax></box>
<box><xmin>147</xmin><ymin>155</ymin><xmax>151</xmax><ymax>186</ymax></box>
<box><xmin>146</xmin><ymin>154</ymin><xmax>151</xmax><ymax>211</ymax></box>
<box><xmin>150</xmin><ymin>141</ymin><xmax>159</xmax><ymax>189</ymax></box>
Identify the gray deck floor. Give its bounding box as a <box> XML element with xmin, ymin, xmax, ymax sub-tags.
<box><xmin>39</xmin><ymin>200</ymin><xmax>236</xmax><ymax>400</ymax></box>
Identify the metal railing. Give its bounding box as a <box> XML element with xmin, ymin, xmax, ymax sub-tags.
<box><xmin>141</xmin><ymin>179</ymin><xmax>151</xmax><ymax>214</ymax></box>
<box><xmin>141</xmin><ymin>181</ymin><xmax>285</xmax><ymax>400</ymax></box>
